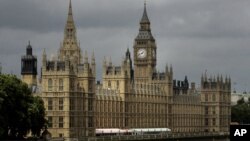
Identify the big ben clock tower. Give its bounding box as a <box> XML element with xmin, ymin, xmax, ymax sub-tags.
<box><xmin>134</xmin><ymin>2</ymin><xmax>157</xmax><ymax>82</ymax></box>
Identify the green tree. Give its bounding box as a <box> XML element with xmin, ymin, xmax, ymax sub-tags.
<box><xmin>237</xmin><ymin>97</ymin><xmax>245</xmax><ymax>105</ymax></box>
<box><xmin>0</xmin><ymin>74</ymin><xmax>46</xmax><ymax>139</ymax></box>
<box><xmin>232</xmin><ymin>98</ymin><xmax>250</xmax><ymax>124</ymax></box>
<box><xmin>29</xmin><ymin>96</ymin><xmax>46</xmax><ymax>137</ymax></box>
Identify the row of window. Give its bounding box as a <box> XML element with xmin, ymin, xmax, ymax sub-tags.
<box><xmin>204</xmin><ymin>93</ymin><xmax>230</xmax><ymax>102</ymax></box>
<box><xmin>48</xmin><ymin>98</ymin><xmax>64</xmax><ymax>110</ymax></box>
<box><xmin>107</xmin><ymin>80</ymin><xmax>119</xmax><ymax>89</ymax></box>
<box><xmin>69</xmin><ymin>98</ymin><xmax>93</xmax><ymax>111</ymax></box>
<box><xmin>69</xmin><ymin>117</ymin><xmax>93</xmax><ymax>128</ymax></box>
<box><xmin>205</xmin><ymin>118</ymin><xmax>216</xmax><ymax>126</ymax></box>
<box><xmin>48</xmin><ymin>79</ymin><xmax>64</xmax><ymax>91</ymax></box>
<box><xmin>137</xmin><ymin>41</ymin><xmax>147</xmax><ymax>45</ymax></box>
<box><xmin>47</xmin><ymin>116</ymin><xmax>64</xmax><ymax>128</ymax></box>
<box><xmin>205</xmin><ymin>106</ymin><xmax>216</xmax><ymax>115</ymax></box>
<box><xmin>204</xmin><ymin>93</ymin><xmax>216</xmax><ymax>102</ymax></box>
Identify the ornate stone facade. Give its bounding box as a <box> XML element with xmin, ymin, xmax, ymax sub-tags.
<box><xmin>40</xmin><ymin>0</ymin><xmax>95</xmax><ymax>138</ymax></box>
<box><xmin>21</xmin><ymin>1</ymin><xmax>231</xmax><ymax>139</ymax></box>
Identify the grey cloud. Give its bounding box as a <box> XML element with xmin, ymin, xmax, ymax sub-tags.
<box><xmin>151</xmin><ymin>0</ymin><xmax>250</xmax><ymax>38</ymax></box>
<box><xmin>0</xmin><ymin>0</ymin><xmax>250</xmax><ymax>92</ymax></box>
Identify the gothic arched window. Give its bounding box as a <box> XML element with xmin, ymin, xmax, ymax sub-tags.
<box><xmin>48</xmin><ymin>79</ymin><xmax>52</xmax><ymax>91</ymax></box>
<box><xmin>108</xmin><ymin>81</ymin><xmax>111</xmax><ymax>88</ymax></box>
<box><xmin>116</xmin><ymin>81</ymin><xmax>119</xmax><ymax>89</ymax></box>
<box><xmin>59</xmin><ymin>78</ymin><xmax>64</xmax><ymax>91</ymax></box>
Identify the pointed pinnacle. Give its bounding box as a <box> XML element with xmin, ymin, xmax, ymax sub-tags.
<box><xmin>141</xmin><ymin>0</ymin><xmax>150</xmax><ymax>23</ymax></box>
<box><xmin>69</xmin><ymin>0</ymin><xmax>72</xmax><ymax>15</ymax></box>
<box><xmin>43</xmin><ymin>48</ymin><xmax>46</xmax><ymax>55</ymax></box>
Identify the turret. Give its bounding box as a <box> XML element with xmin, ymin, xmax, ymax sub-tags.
<box><xmin>27</xmin><ymin>41</ymin><xmax>32</xmax><ymax>55</ymax></box>
<box><xmin>84</xmin><ymin>51</ymin><xmax>89</xmax><ymax>71</ymax></box>
<box><xmin>109</xmin><ymin>56</ymin><xmax>112</xmax><ymax>66</ymax></box>
<box><xmin>170</xmin><ymin>64</ymin><xmax>173</xmax><ymax>79</ymax></box>
<box><xmin>91</xmin><ymin>52</ymin><xmax>96</xmax><ymax>76</ymax></box>
<box><xmin>201</xmin><ymin>73</ymin><xmax>204</xmax><ymax>84</ymax></box>
<box><xmin>42</xmin><ymin>49</ymin><xmax>47</xmax><ymax>67</ymax></box>
<box><xmin>21</xmin><ymin>41</ymin><xmax>37</xmax><ymax>87</ymax></box>
<box><xmin>84</xmin><ymin>51</ymin><xmax>88</xmax><ymax>64</ymax></box>
<box><xmin>165</xmin><ymin>64</ymin><xmax>169</xmax><ymax>74</ymax></box>
<box><xmin>103</xmin><ymin>56</ymin><xmax>107</xmax><ymax>69</ymax></box>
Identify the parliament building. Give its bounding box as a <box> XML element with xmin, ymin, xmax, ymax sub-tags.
<box><xmin>21</xmin><ymin>1</ymin><xmax>231</xmax><ymax>138</ymax></box>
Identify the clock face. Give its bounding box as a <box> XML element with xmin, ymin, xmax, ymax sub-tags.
<box><xmin>137</xmin><ymin>49</ymin><xmax>147</xmax><ymax>59</ymax></box>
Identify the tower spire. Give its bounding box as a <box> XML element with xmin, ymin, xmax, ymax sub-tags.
<box><xmin>59</xmin><ymin>0</ymin><xmax>82</xmax><ymax>64</ymax></box>
<box><xmin>64</xmin><ymin>0</ymin><xmax>76</xmax><ymax>39</ymax></box>
<box><xmin>26</xmin><ymin>41</ymin><xmax>32</xmax><ymax>55</ymax></box>
<box><xmin>68</xmin><ymin>0</ymin><xmax>73</xmax><ymax>18</ymax></box>
<box><xmin>91</xmin><ymin>51</ymin><xmax>95</xmax><ymax>64</ymax></box>
<box><xmin>69</xmin><ymin>0</ymin><xmax>72</xmax><ymax>15</ymax></box>
<box><xmin>141</xmin><ymin>0</ymin><xmax>150</xmax><ymax>24</ymax></box>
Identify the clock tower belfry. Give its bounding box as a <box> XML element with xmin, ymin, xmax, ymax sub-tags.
<box><xmin>134</xmin><ymin>2</ymin><xmax>156</xmax><ymax>82</ymax></box>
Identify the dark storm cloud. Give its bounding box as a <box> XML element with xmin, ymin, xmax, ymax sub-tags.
<box><xmin>0</xmin><ymin>0</ymin><xmax>67</xmax><ymax>33</ymax></box>
<box><xmin>150</xmin><ymin>0</ymin><xmax>250</xmax><ymax>39</ymax></box>
<box><xmin>1</xmin><ymin>0</ymin><xmax>250</xmax><ymax>92</ymax></box>
<box><xmin>0</xmin><ymin>0</ymin><xmax>140</xmax><ymax>33</ymax></box>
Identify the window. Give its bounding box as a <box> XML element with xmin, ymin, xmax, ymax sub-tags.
<box><xmin>205</xmin><ymin>118</ymin><xmax>208</xmax><ymax>126</ymax></box>
<box><xmin>88</xmin><ymin>117</ymin><xmax>93</xmax><ymax>127</ymax></box>
<box><xmin>88</xmin><ymin>94</ymin><xmax>93</xmax><ymax>111</ymax></box>
<box><xmin>212</xmin><ymin>94</ymin><xmax>216</xmax><ymax>101</ymax></box>
<box><xmin>48</xmin><ymin>98</ymin><xmax>53</xmax><ymax>110</ymax></box>
<box><xmin>48</xmin><ymin>79</ymin><xmax>52</xmax><ymax>91</ymax></box>
<box><xmin>205</xmin><ymin>94</ymin><xmax>208</xmax><ymax>102</ymax></box>
<box><xmin>59</xmin><ymin>98</ymin><xmax>63</xmax><ymax>110</ymax></box>
<box><xmin>48</xmin><ymin>116</ymin><xmax>53</xmax><ymax>128</ymax></box>
<box><xmin>70</xmin><ymin>98</ymin><xmax>75</xmax><ymax>110</ymax></box>
<box><xmin>59</xmin><ymin>79</ymin><xmax>63</xmax><ymax>91</ymax></box>
<box><xmin>213</xmin><ymin>118</ymin><xmax>216</xmax><ymax>126</ymax></box>
<box><xmin>59</xmin><ymin>117</ymin><xmax>64</xmax><ymax>128</ymax></box>
<box><xmin>212</xmin><ymin>107</ymin><xmax>216</xmax><ymax>115</ymax></box>
<box><xmin>70</xmin><ymin>78</ymin><xmax>74</xmax><ymax>91</ymax></box>
<box><xmin>70</xmin><ymin>116</ymin><xmax>74</xmax><ymax>127</ymax></box>
<box><xmin>205</xmin><ymin>106</ymin><xmax>208</xmax><ymax>115</ymax></box>
<box><xmin>116</xmin><ymin>81</ymin><xmax>119</xmax><ymax>89</ymax></box>
<box><xmin>89</xmin><ymin>80</ymin><xmax>92</xmax><ymax>92</ymax></box>
<box><xmin>108</xmin><ymin>81</ymin><xmax>111</xmax><ymax>88</ymax></box>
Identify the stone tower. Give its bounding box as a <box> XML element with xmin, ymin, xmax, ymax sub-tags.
<box><xmin>21</xmin><ymin>41</ymin><xmax>37</xmax><ymax>87</ymax></box>
<box><xmin>200</xmin><ymin>73</ymin><xmax>231</xmax><ymax>133</ymax></box>
<box><xmin>41</xmin><ymin>0</ymin><xmax>96</xmax><ymax>138</ymax></box>
<box><xmin>133</xmin><ymin>2</ymin><xmax>157</xmax><ymax>82</ymax></box>
<box><xmin>102</xmin><ymin>49</ymin><xmax>133</xmax><ymax>100</ymax></box>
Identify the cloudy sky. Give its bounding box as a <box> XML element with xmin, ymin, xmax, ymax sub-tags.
<box><xmin>0</xmin><ymin>0</ymin><xmax>250</xmax><ymax>92</ymax></box>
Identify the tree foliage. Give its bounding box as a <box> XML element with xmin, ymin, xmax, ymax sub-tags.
<box><xmin>231</xmin><ymin>97</ymin><xmax>250</xmax><ymax>124</ymax></box>
<box><xmin>0</xmin><ymin>74</ymin><xmax>46</xmax><ymax>139</ymax></box>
